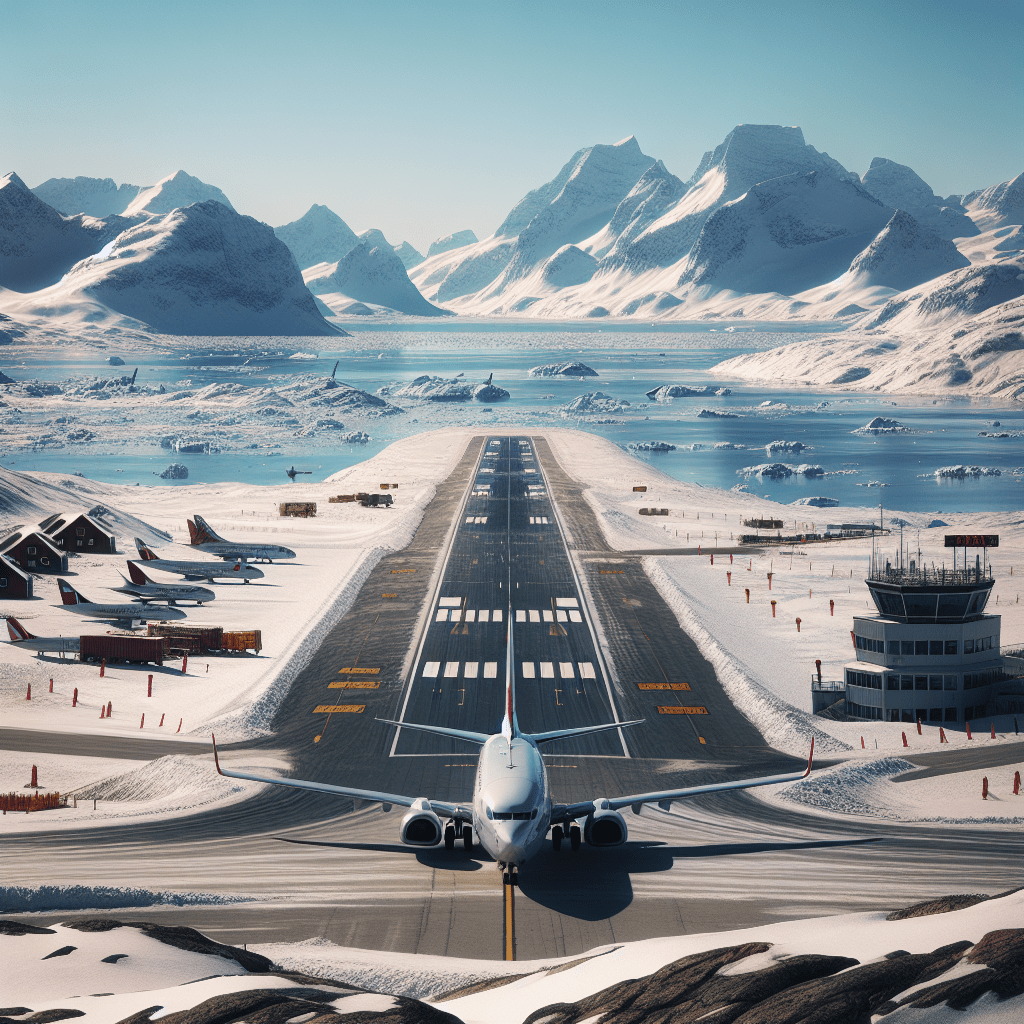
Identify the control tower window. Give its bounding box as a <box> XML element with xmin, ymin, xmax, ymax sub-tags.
<box><xmin>945</xmin><ymin>640</ymin><xmax>958</xmax><ymax>655</ymax></box>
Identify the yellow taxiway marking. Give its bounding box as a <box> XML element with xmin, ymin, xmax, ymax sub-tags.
<box><xmin>314</xmin><ymin>705</ymin><xmax>365</xmax><ymax>713</ymax></box>
<box><xmin>382</xmin><ymin>593</ymin><xmax>397</xmax><ymax>598</ymax></box>
<box><xmin>599</xmin><ymin>569</ymin><xmax>624</xmax><ymax>574</ymax></box>
<box><xmin>391</xmin><ymin>568</ymin><xmax>416</xmax><ymax>574</ymax></box>
<box><xmin>657</xmin><ymin>705</ymin><xmax>709</xmax><ymax>715</ymax></box>
<box><xmin>639</xmin><ymin>682</ymin><xmax>691</xmax><ymax>691</ymax></box>
<box><xmin>329</xmin><ymin>681</ymin><xmax>380</xmax><ymax>689</ymax></box>
<box><xmin>339</xmin><ymin>667</ymin><xmax>380</xmax><ymax>674</ymax></box>
<box><xmin>504</xmin><ymin>884</ymin><xmax>515</xmax><ymax>961</ymax></box>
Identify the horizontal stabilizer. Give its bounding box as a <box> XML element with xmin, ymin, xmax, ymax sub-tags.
<box><xmin>376</xmin><ymin>718</ymin><xmax>491</xmax><ymax>746</ymax></box>
<box><xmin>527</xmin><ymin>719</ymin><xmax>644</xmax><ymax>745</ymax></box>
<box><xmin>6</xmin><ymin>616</ymin><xmax>36</xmax><ymax>641</ymax></box>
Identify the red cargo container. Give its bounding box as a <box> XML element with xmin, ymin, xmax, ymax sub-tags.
<box><xmin>147</xmin><ymin>624</ymin><xmax>223</xmax><ymax>653</ymax></box>
<box><xmin>80</xmin><ymin>635</ymin><xmax>170</xmax><ymax>666</ymax></box>
<box><xmin>220</xmin><ymin>630</ymin><xmax>262</xmax><ymax>654</ymax></box>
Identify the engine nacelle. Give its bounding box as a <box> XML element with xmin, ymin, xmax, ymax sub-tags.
<box><xmin>583</xmin><ymin>799</ymin><xmax>627</xmax><ymax>847</ymax></box>
<box><xmin>400</xmin><ymin>797</ymin><xmax>443</xmax><ymax>847</ymax></box>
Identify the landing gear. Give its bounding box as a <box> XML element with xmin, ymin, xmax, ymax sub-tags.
<box><xmin>551</xmin><ymin>825</ymin><xmax>563</xmax><ymax>851</ymax></box>
<box><xmin>569</xmin><ymin>824</ymin><xmax>581</xmax><ymax>851</ymax></box>
<box><xmin>462</xmin><ymin>824</ymin><xmax>473</xmax><ymax>849</ymax></box>
<box><xmin>444</xmin><ymin>823</ymin><xmax>456</xmax><ymax>850</ymax></box>
<box><xmin>501</xmin><ymin>865</ymin><xmax>519</xmax><ymax>887</ymax></box>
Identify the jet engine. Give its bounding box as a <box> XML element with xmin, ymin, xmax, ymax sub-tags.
<box><xmin>583</xmin><ymin>799</ymin><xmax>627</xmax><ymax>847</ymax></box>
<box><xmin>400</xmin><ymin>798</ymin><xmax>443</xmax><ymax>847</ymax></box>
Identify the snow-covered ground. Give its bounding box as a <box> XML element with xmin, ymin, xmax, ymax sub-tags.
<box><xmin>3</xmin><ymin>891</ymin><xmax>1019</xmax><ymax>1022</ymax></box>
<box><xmin>3</xmin><ymin>427</ymin><xmax>1021</xmax><ymax>837</ymax></box>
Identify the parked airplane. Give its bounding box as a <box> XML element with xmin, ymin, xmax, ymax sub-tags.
<box><xmin>57</xmin><ymin>579</ymin><xmax>187</xmax><ymax>626</ymax></box>
<box><xmin>108</xmin><ymin>561</ymin><xmax>216</xmax><ymax>605</ymax></box>
<box><xmin>188</xmin><ymin>515</ymin><xmax>296</xmax><ymax>563</ymax></box>
<box><xmin>133</xmin><ymin>538</ymin><xmax>264</xmax><ymax>583</ymax></box>
<box><xmin>213</xmin><ymin>619</ymin><xmax>814</xmax><ymax>886</ymax></box>
<box><xmin>5</xmin><ymin>616</ymin><xmax>79</xmax><ymax>656</ymax></box>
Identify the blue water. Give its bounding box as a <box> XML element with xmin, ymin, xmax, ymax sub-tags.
<box><xmin>2</xmin><ymin>332</ymin><xmax>1021</xmax><ymax>513</ymax></box>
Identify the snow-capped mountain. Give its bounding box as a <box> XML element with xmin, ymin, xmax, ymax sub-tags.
<box><xmin>844</xmin><ymin>210</ymin><xmax>970</xmax><ymax>291</ymax></box>
<box><xmin>678</xmin><ymin>169</ymin><xmax>895</xmax><ymax>296</ymax></box>
<box><xmin>964</xmin><ymin>172</ymin><xmax>1024</xmax><ymax>230</ymax></box>
<box><xmin>304</xmin><ymin>230</ymin><xmax>450</xmax><ymax>316</ymax></box>
<box><xmin>410</xmin><ymin>136</ymin><xmax>655</xmax><ymax>304</ymax></box>
<box><xmin>859</xmin><ymin>158</ymin><xmax>977</xmax><ymax>239</ymax></box>
<box><xmin>4</xmin><ymin>200</ymin><xmax>339</xmax><ymax>336</ymax></box>
<box><xmin>427</xmin><ymin>229</ymin><xmax>478</xmax><ymax>256</ymax></box>
<box><xmin>122</xmin><ymin>170</ymin><xmax>235</xmax><ymax>217</ymax></box>
<box><xmin>31</xmin><ymin>176</ymin><xmax>143</xmax><ymax>217</ymax></box>
<box><xmin>0</xmin><ymin>172</ymin><xmax>107</xmax><ymax>291</ymax></box>
<box><xmin>393</xmin><ymin>241</ymin><xmax>424</xmax><ymax>270</ymax></box>
<box><xmin>274</xmin><ymin>204</ymin><xmax>359</xmax><ymax>270</ymax></box>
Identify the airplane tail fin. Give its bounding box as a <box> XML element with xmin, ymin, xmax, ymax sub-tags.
<box><xmin>502</xmin><ymin>612</ymin><xmax>519</xmax><ymax>739</ymax></box>
<box><xmin>190</xmin><ymin>515</ymin><xmax>222</xmax><ymax>545</ymax></box>
<box><xmin>127</xmin><ymin>561</ymin><xmax>149</xmax><ymax>585</ymax></box>
<box><xmin>6</xmin><ymin>616</ymin><xmax>37</xmax><ymax>641</ymax></box>
<box><xmin>486</xmin><ymin>372</ymin><xmax>493</xmax><ymax>386</ymax></box>
<box><xmin>57</xmin><ymin>578</ymin><xmax>86</xmax><ymax>605</ymax></box>
<box><xmin>135</xmin><ymin>537</ymin><xmax>158</xmax><ymax>560</ymax></box>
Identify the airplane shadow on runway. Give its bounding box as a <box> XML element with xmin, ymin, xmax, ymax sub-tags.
<box><xmin>276</xmin><ymin>835</ymin><xmax>883</xmax><ymax>920</ymax></box>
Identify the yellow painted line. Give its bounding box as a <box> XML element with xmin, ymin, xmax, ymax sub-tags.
<box><xmin>639</xmin><ymin>682</ymin><xmax>691</xmax><ymax>691</ymax></box>
<box><xmin>657</xmin><ymin>705</ymin><xmax>709</xmax><ymax>715</ymax></box>
<box><xmin>699</xmin><ymin>736</ymin><xmax>707</xmax><ymax>744</ymax></box>
<box><xmin>599</xmin><ymin>569</ymin><xmax>624</xmax><ymax>574</ymax></box>
<box><xmin>329</xmin><ymin>681</ymin><xmax>380</xmax><ymax>689</ymax></box>
<box><xmin>313</xmin><ymin>705</ymin><xmax>365</xmax><ymax>713</ymax></box>
<box><xmin>339</xmin><ymin>667</ymin><xmax>380</xmax><ymax>674</ymax></box>
<box><xmin>391</xmin><ymin>568</ymin><xmax>416</xmax><ymax>574</ymax></box>
<box><xmin>504</xmin><ymin>884</ymin><xmax>515</xmax><ymax>961</ymax></box>
<box><xmin>382</xmin><ymin>593</ymin><xmax>397</xmax><ymax>598</ymax></box>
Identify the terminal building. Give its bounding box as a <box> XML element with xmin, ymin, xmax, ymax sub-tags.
<box><xmin>827</xmin><ymin>536</ymin><xmax>1018</xmax><ymax>726</ymax></box>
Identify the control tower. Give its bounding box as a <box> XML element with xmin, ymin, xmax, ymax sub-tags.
<box><xmin>841</xmin><ymin>535</ymin><xmax>1005</xmax><ymax>726</ymax></box>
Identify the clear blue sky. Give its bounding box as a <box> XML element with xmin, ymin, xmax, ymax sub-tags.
<box><xmin>3</xmin><ymin>0</ymin><xmax>1021</xmax><ymax>252</ymax></box>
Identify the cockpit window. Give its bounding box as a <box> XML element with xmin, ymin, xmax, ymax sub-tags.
<box><xmin>486</xmin><ymin>808</ymin><xmax>538</xmax><ymax>820</ymax></box>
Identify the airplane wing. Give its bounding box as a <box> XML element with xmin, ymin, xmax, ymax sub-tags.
<box><xmin>527</xmin><ymin>719</ymin><xmax>644</xmax><ymax>745</ymax></box>
<box><xmin>552</xmin><ymin>738</ymin><xmax>814</xmax><ymax>821</ymax></box>
<box><xmin>375</xmin><ymin>718</ymin><xmax>490</xmax><ymax>745</ymax></box>
<box><xmin>211</xmin><ymin>736</ymin><xmax>470</xmax><ymax>819</ymax></box>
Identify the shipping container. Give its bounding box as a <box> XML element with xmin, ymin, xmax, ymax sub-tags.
<box><xmin>329</xmin><ymin>494</ymin><xmax>357</xmax><ymax>503</ymax></box>
<box><xmin>220</xmin><ymin>630</ymin><xmax>262</xmax><ymax>654</ymax></box>
<box><xmin>80</xmin><ymin>634</ymin><xmax>170</xmax><ymax>665</ymax></box>
<box><xmin>279</xmin><ymin>502</ymin><xmax>317</xmax><ymax>518</ymax></box>
<box><xmin>147</xmin><ymin>624</ymin><xmax>223</xmax><ymax>653</ymax></box>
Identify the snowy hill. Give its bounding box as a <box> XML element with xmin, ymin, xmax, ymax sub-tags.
<box><xmin>0</xmin><ymin>172</ymin><xmax>107</xmax><ymax>291</ymax></box>
<box><xmin>4</xmin><ymin>200</ymin><xmax>340</xmax><ymax>336</ymax></box>
<box><xmin>427</xmin><ymin>229</ymin><xmax>478</xmax><ymax>256</ymax></box>
<box><xmin>274</xmin><ymin>204</ymin><xmax>359</xmax><ymax>270</ymax></box>
<box><xmin>122</xmin><ymin>170</ymin><xmax>235</xmax><ymax>216</ymax></box>
<box><xmin>715</xmin><ymin>259</ymin><xmax>1024</xmax><ymax>397</ymax></box>
<box><xmin>31</xmin><ymin>175</ymin><xmax>143</xmax><ymax>217</ymax></box>
<box><xmin>964</xmin><ymin>172</ymin><xmax>1024</xmax><ymax>230</ymax></box>
<box><xmin>304</xmin><ymin>231</ymin><xmax>450</xmax><ymax>317</ymax></box>
<box><xmin>678</xmin><ymin>169</ymin><xmax>895</xmax><ymax>296</ymax></box>
<box><xmin>392</xmin><ymin>240</ymin><xmax>424</xmax><ymax>269</ymax></box>
<box><xmin>859</xmin><ymin>157</ymin><xmax>977</xmax><ymax>239</ymax></box>
<box><xmin>844</xmin><ymin>209</ymin><xmax>970</xmax><ymax>291</ymax></box>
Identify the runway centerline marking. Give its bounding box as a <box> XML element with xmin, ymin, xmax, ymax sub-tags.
<box><xmin>314</xmin><ymin>705</ymin><xmax>365</xmax><ymax>713</ymax></box>
<box><xmin>329</xmin><ymin>681</ymin><xmax>381</xmax><ymax>690</ymax></box>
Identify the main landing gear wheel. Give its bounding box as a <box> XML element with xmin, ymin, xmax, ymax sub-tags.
<box><xmin>462</xmin><ymin>825</ymin><xmax>473</xmax><ymax>849</ymax></box>
<box><xmin>569</xmin><ymin>825</ymin><xmax>581</xmax><ymax>851</ymax></box>
<box><xmin>444</xmin><ymin>823</ymin><xmax>456</xmax><ymax>850</ymax></box>
<box><xmin>551</xmin><ymin>825</ymin><xmax>563</xmax><ymax>851</ymax></box>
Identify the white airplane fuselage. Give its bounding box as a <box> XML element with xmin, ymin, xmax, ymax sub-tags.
<box><xmin>60</xmin><ymin>602</ymin><xmax>186</xmax><ymax>624</ymax></box>
<box><xmin>136</xmin><ymin>558</ymin><xmax>264</xmax><ymax>583</ymax></box>
<box><xmin>194</xmin><ymin>541</ymin><xmax>295</xmax><ymax>563</ymax></box>
<box><xmin>110</xmin><ymin>580</ymin><xmax>216</xmax><ymax>604</ymax></box>
<box><xmin>472</xmin><ymin>735</ymin><xmax>551</xmax><ymax>868</ymax></box>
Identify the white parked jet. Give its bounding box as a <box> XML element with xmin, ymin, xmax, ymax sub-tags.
<box><xmin>108</xmin><ymin>561</ymin><xmax>216</xmax><ymax>605</ymax></box>
<box><xmin>188</xmin><ymin>515</ymin><xmax>296</xmax><ymax>563</ymax></box>
<box><xmin>213</xmin><ymin>619</ymin><xmax>814</xmax><ymax>886</ymax></box>
<box><xmin>134</xmin><ymin>538</ymin><xmax>265</xmax><ymax>583</ymax></box>
<box><xmin>57</xmin><ymin>578</ymin><xmax>187</xmax><ymax>626</ymax></box>
<box><xmin>5</xmin><ymin>616</ymin><xmax>79</xmax><ymax>656</ymax></box>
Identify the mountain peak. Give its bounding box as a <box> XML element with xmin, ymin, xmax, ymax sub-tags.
<box><xmin>273</xmin><ymin>204</ymin><xmax>359</xmax><ymax>271</ymax></box>
<box><xmin>122</xmin><ymin>170</ymin><xmax>235</xmax><ymax>217</ymax></box>
<box><xmin>2</xmin><ymin>171</ymin><xmax>29</xmax><ymax>191</ymax></box>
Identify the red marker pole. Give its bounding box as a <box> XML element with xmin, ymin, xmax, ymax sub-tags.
<box><xmin>727</xmin><ymin>572</ymin><xmax>731</xmax><ymax>586</ymax></box>
<box><xmin>49</xmin><ymin>678</ymin><xmax>53</xmax><ymax>693</ymax></box>
<box><xmin>107</xmin><ymin>700</ymin><xmax>112</xmax><ymax>717</ymax></box>
<box><xmin>30</xmin><ymin>765</ymin><xmax>38</xmax><ymax>788</ymax></box>
<box><xmin>861</xmin><ymin>736</ymin><xmax>865</xmax><ymax>749</ymax></box>
<box><xmin>902</xmin><ymin>731</ymin><xmax>908</xmax><ymax>748</ymax></box>
<box><xmin>72</xmin><ymin>688</ymin><xmax>78</xmax><ymax>708</ymax></box>
<box><xmin>917</xmin><ymin>718</ymin><xmax>922</xmax><ymax>736</ymax></box>
<box><xmin>830</xmin><ymin>600</ymin><xmax>834</xmax><ymax>616</ymax></box>
<box><xmin>25</xmin><ymin>683</ymin><xmax>31</xmax><ymax>701</ymax></box>
<box><xmin>966</xmin><ymin>722</ymin><xmax>973</xmax><ymax>740</ymax></box>
<box><xmin>140</xmin><ymin>714</ymin><xmax>145</xmax><ymax>729</ymax></box>
<box><xmin>767</xmin><ymin>573</ymin><xmax>773</xmax><ymax>590</ymax></box>
<box><xmin>176</xmin><ymin>718</ymin><xmax>182</xmax><ymax>733</ymax></box>
<box><xmin>147</xmin><ymin>674</ymin><xmax>153</xmax><ymax>698</ymax></box>
<box><xmin>710</xmin><ymin>554</ymin><xmax>714</xmax><ymax>565</ymax></box>
<box><xmin>982</xmin><ymin>776</ymin><xmax>988</xmax><ymax>800</ymax></box>
<box><xmin>771</xmin><ymin>600</ymin><xmax>777</xmax><ymax>618</ymax></box>
<box><xmin>100</xmin><ymin>658</ymin><xmax>105</xmax><ymax>678</ymax></box>
<box><xmin>939</xmin><ymin>727</ymin><xmax>947</xmax><ymax>743</ymax></box>
<box><xmin>100</xmin><ymin>706</ymin><xmax>105</xmax><ymax>719</ymax></box>
<box><xmin>815</xmin><ymin>659</ymin><xmax>822</xmax><ymax>683</ymax></box>
<box><xmin>730</xmin><ymin>554</ymin><xmax>733</xmax><ymax>564</ymax></box>
<box><xmin>990</xmin><ymin>722</ymin><xmax>996</xmax><ymax>740</ymax></box>
<box><xmin>1014</xmin><ymin>771</ymin><xmax>1020</xmax><ymax>796</ymax></box>
<box><xmin>182</xmin><ymin>653</ymin><xmax>188</xmax><ymax>675</ymax></box>
<box><xmin>796</xmin><ymin>617</ymin><xmax>802</xmax><ymax>632</ymax></box>
<box><xmin>159</xmin><ymin>714</ymin><xmax>165</xmax><ymax>727</ymax></box>
<box><xmin>745</xmin><ymin>588</ymin><xmax>750</xmax><ymax>603</ymax></box>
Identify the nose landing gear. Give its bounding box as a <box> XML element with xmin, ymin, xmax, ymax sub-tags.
<box><xmin>501</xmin><ymin>864</ymin><xmax>519</xmax><ymax>887</ymax></box>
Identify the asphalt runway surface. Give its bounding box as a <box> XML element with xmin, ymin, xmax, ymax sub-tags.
<box><xmin>4</xmin><ymin>434</ymin><xmax>1021</xmax><ymax>961</ymax></box>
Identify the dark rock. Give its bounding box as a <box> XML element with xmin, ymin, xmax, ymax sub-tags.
<box><xmin>0</xmin><ymin>1009</ymin><xmax>32</xmax><ymax>1017</ymax></box>
<box><xmin>62</xmin><ymin>919</ymin><xmax>122</xmax><ymax>932</ymax></box>
<box><xmin>20</xmin><ymin>1013</ymin><xmax>85</xmax><ymax>1023</ymax></box>
<box><xmin>886</xmin><ymin>893</ymin><xmax>991</xmax><ymax>920</ymax></box>
<box><xmin>121</xmin><ymin>921</ymin><xmax>273</xmax><ymax>972</ymax></box>
<box><xmin>0</xmin><ymin>921</ymin><xmax>56</xmax><ymax>935</ymax></box>
<box><xmin>100</xmin><ymin>954</ymin><xmax>129</xmax><ymax>963</ymax></box>
<box><xmin>41</xmin><ymin>946</ymin><xmax>77</xmax><ymax>959</ymax></box>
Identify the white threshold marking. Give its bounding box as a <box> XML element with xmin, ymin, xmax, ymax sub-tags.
<box><xmin>529</xmin><ymin>610</ymin><xmax>540</xmax><ymax>623</ymax></box>
<box><xmin>439</xmin><ymin>597</ymin><xmax>463</xmax><ymax>607</ymax></box>
<box><xmin>556</xmin><ymin>598</ymin><xmax>578</xmax><ymax>608</ymax></box>
<box><xmin>444</xmin><ymin>661</ymin><xmax>459</xmax><ymax>678</ymax></box>
<box><xmin>559</xmin><ymin>662</ymin><xmax>574</xmax><ymax>679</ymax></box>
<box><xmin>479</xmin><ymin>609</ymin><xmax>489</xmax><ymax>622</ymax></box>
<box><xmin>435</xmin><ymin>609</ymin><xmax>448</xmax><ymax>622</ymax></box>
<box><xmin>556</xmin><ymin>610</ymin><xmax>568</xmax><ymax>622</ymax></box>
<box><xmin>423</xmin><ymin>662</ymin><xmax>440</xmax><ymax>678</ymax></box>
<box><xmin>516</xmin><ymin>610</ymin><xmax>526</xmax><ymax>623</ymax></box>
<box><xmin>484</xmin><ymin>662</ymin><xmax>498</xmax><ymax>678</ymax></box>
<box><xmin>569</xmin><ymin>610</ymin><xmax>583</xmax><ymax>622</ymax></box>
<box><xmin>542</xmin><ymin>610</ymin><xmax>554</xmax><ymax>622</ymax></box>
<box><xmin>464</xmin><ymin>662</ymin><xmax>479</xmax><ymax>678</ymax></box>
<box><xmin>578</xmin><ymin>662</ymin><xmax>595</xmax><ymax>679</ymax></box>
<box><xmin>493</xmin><ymin>609</ymin><xmax>503</xmax><ymax>622</ymax></box>
<box><xmin>521</xmin><ymin>662</ymin><xmax>536</xmax><ymax>678</ymax></box>
<box><xmin>540</xmin><ymin>662</ymin><xmax>555</xmax><ymax>679</ymax></box>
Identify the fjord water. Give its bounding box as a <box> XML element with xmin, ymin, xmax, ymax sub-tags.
<box><xmin>3</xmin><ymin>329</ymin><xmax>1021</xmax><ymax>514</ymax></box>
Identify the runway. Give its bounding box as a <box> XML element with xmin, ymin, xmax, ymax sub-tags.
<box><xmin>3</xmin><ymin>433</ymin><xmax>1019</xmax><ymax>960</ymax></box>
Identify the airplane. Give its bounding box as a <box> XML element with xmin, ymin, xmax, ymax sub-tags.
<box><xmin>213</xmin><ymin>616</ymin><xmax>814</xmax><ymax>887</ymax></box>
<box><xmin>56</xmin><ymin>578</ymin><xmax>187</xmax><ymax>626</ymax></box>
<box><xmin>188</xmin><ymin>515</ymin><xmax>296</xmax><ymax>563</ymax></box>
<box><xmin>133</xmin><ymin>538</ymin><xmax>265</xmax><ymax>583</ymax></box>
<box><xmin>285</xmin><ymin>466</ymin><xmax>312</xmax><ymax>481</ymax></box>
<box><xmin>5</xmin><ymin>615</ymin><xmax>79</xmax><ymax>656</ymax></box>
<box><xmin>107</xmin><ymin>561</ymin><xmax>216</xmax><ymax>605</ymax></box>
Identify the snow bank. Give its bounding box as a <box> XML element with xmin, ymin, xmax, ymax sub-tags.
<box><xmin>0</xmin><ymin>885</ymin><xmax>254</xmax><ymax>913</ymax></box>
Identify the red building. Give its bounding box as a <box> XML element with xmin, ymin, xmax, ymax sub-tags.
<box><xmin>0</xmin><ymin>529</ymin><xmax>69</xmax><ymax>573</ymax></box>
<box><xmin>39</xmin><ymin>512</ymin><xmax>117</xmax><ymax>554</ymax></box>
<box><xmin>0</xmin><ymin>555</ymin><xmax>33</xmax><ymax>599</ymax></box>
